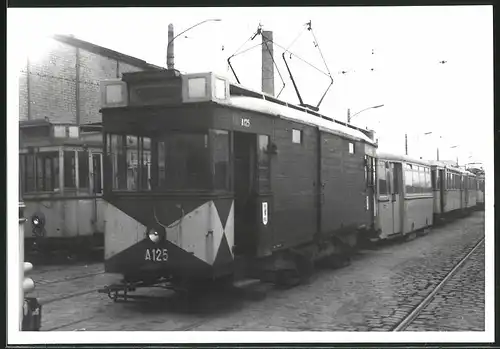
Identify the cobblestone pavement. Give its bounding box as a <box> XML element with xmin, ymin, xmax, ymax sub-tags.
<box><xmin>36</xmin><ymin>211</ymin><xmax>485</xmax><ymax>332</ymax></box>
<box><xmin>405</xmin><ymin>241</ymin><xmax>485</xmax><ymax>331</ymax></box>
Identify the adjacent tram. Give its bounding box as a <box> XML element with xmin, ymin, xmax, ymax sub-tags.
<box><xmin>19</xmin><ymin>201</ymin><xmax>42</xmax><ymax>331</ymax></box>
<box><xmin>373</xmin><ymin>153</ymin><xmax>433</xmax><ymax>240</ymax></box>
<box><xmin>99</xmin><ymin>69</ymin><xmax>378</xmax><ymax>292</ymax></box>
<box><xmin>476</xmin><ymin>174</ymin><xmax>485</xmax><ymax>210</ymax></box>
<box><xmin>19</xmin><ymin>119</ymin><xmax>106</xmax><ymax>258</ymax></box>
<box><xmin>429</xmin><ymin>161</ymin><xmax>477</xmax><ymax>222</ymax></box>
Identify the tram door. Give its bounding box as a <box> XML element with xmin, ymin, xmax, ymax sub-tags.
<box><xmin>389</xmin><ymin>162</ymin><xmax>403</xmax><ymax>234</ymax></box>
<box><xmin>233</xmin><ymin>131</ymin><xmax>257</xmax><ymax>256</ymax></box>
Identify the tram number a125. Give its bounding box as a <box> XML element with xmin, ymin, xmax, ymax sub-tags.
<box><xmin>145</xmin><ymin>248</ymin><xmax>168</xmax><ymax>262</ymax></box>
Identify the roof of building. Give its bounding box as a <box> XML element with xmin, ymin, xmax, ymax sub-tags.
<box><xmin>53</xmin><ymin>34</ymin><xmax>164</xmax><ymax>71</ymax></box>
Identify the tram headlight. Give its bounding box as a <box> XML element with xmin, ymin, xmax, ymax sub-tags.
<box><xmin>147</xmin><ymin>228</ymin><xmax>164</xmax><ymax>244</ymax></box>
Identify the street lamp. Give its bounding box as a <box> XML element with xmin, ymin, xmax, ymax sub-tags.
<box><xmin>347</xmin><ymin>104</ymin><xmax>384</xmax><ymax>123</ymax></box>
<box><xmin>450</xmin><ymin>145</ymin><xmax>459</xmax><ymax>166</ymax></box>
<box><xmin>167</xmin><ymin>19</ymin><xmax>222</xmax><ymax>69</ymax></box>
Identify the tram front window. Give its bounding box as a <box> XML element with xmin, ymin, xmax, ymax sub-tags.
<box><xmin>106</xmin><ymin>130</ymin><xmax>229</xmax><ymax>192</ymax></box>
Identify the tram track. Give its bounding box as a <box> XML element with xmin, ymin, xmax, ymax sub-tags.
<box><xmin>37</xmin><ymin>270</ymin><xmax>105</xmax><ymax>286</ymax></box>
<box><xmin>392</xmin><ymin>236</ymin><xmax>485</xmax><ymax>332</ymax></box>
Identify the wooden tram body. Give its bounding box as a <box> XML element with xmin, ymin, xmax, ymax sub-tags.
<box><xmin>100</xmin><ymin>70</ymin><xmax>377</xmax><ymax>287</ymax></box>
<box><xmin>19</xmin><ymin>120</ymin><xmax>106</xmax><ymax>254</ymax></box>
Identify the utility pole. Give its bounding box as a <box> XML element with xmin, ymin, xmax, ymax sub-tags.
<box><xmin>437</xmin><ymin>147</ymin><xmax>440</xmax><ymax>161</ymax></box>
<box><xmin>261</xmin><ymin>30</ymin><xmax>274</xmax><ymax>96</ymax></box>
<box><xmin>167</xmin><ymin>24</ymin><xmax>175</xmax><ymax>69</ymax></box>
<box><xmin>405</xmin><ymin>133</ymin><xmax>408</xmax><ymax>155</ymax></box>
<box><xmin>347</xmin><ymin>108</ymin><xmax>351</xmax><ymax>123</ymax></box>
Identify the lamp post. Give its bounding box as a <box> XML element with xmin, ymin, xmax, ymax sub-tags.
<box><xmin>450</xmin><ymin>145</ymin><xmax>459</xmax><ymax>166</ymax></box>
<box><xmin>167</xmin><ymin>19</ymin><xmax>222</xmax><ymax>69</ymax></box>
<box><xmin>347</xmin><ymin>104</ymin><xmax>384</xmax><ymax>124</ymax></box>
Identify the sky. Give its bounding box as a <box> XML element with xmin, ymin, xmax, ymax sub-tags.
<box><xmin>8</xmin><ymin>6</ymin><xmax>493</xmax><ymax>166</ymax></box>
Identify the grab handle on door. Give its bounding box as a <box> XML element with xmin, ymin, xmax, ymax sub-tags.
<box><xmin>391</xmin><ymin>193</ymin><xmax>396</xmax><ymax>202</ymax></box>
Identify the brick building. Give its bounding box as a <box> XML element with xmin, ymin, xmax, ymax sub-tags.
<box><xmin>19</xmin><ymin>34</ymin><xmax>162</xmax><ymax>126</ymax></box>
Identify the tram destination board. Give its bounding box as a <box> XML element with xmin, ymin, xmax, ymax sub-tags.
<box><xmin>123</xmin><ymin>71</ymin><xmax>183</xmax><ymax>106</ymax></box>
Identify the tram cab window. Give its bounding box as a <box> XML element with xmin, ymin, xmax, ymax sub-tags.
<box><xmin>107</xmin><ymin>131</ymin><xmax>230</xmax><ymax>192</ymax></box>
<box><xmin>154</xmin><ymin>132</ymin><xmax>211</xmax><ymax>191</ymax></box>
<box><xmin>212</xmin><ymin>130</ymin><xmax>230</xmax><ymax>191</ymax></box>
<box><xmin>107</xmin><ymin>134</ymin><xmax>152</xmax><ymax>191</ymax></box>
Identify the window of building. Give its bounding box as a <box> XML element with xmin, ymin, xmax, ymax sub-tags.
<box><xmin>292</xmin><ymin>129</ymin><xmax>302</xmax><ymax>144</ymax></box>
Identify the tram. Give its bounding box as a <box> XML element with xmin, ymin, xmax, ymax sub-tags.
<box><xmin>374</xmin><ymin>153</ymin><xmax>433</xmax><ymax>240</ymax></box>
<box><xmin>19</xmin><ymin>119</ymin><xmax>106</xmax><ymax>257</ymax></box>
<box><xmin>99</xmin><ymin>69</ymin><xmax>378</xmax><ymax>292</ymax></box>
<box><xmin>476</xmin><ymin>174</ymin><xmax>485</xmax><ymax>210</ymax></box>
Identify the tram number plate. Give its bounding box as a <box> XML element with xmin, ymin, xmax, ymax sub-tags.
<box><xmin>145</xmin><ymin>248</ymin><xmax>168</xmax><ymax>262</ymax></box>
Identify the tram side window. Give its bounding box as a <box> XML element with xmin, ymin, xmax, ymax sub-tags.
<box><xmin>257</xmin><ymin>134</ymin><xmax>270</xmax><ymax>192</ymax></box>
<box><xmin>64</xmin><ymin>151</ymin><xmax>76</xmax><ymax>189</ymax></box>
<box><xmin>365</xmin><ymin>155</ymin><xmax>375</xmax><ymax>188</ymax></box>
<box><xmin>413</xmin><ymin>166</ymin><xmax>420</xmax><ymax>193</ymax></box>
<box><xmin>405</xmin><ymin>164</ymin><xmax>413</xmax><ymax>193</ymax></box>
<box><xmin>92</xmin><ymin>154</ymin><xmax>102</xmax><ymax>193</ymax></box>
<box><xmin>25</xmin><ymin>154</ymin><xmax>36</xmax><ymax>192</ymax></box>
<box><xmin>431</xmin><ymin>170</ymin><xmax>436</xmax><ymax>190</ymax></box>
<box><xmin>378</xmin><ymin>161</ymin><xmax>388</xmax><ymax>196</ymax></box>
<box><xmin>78</xmin><ymin>150</ymin><xmax>89</xmax><ymax>189</ymax></box>
<box><xmin>20</xmin><ymin>152</ymin><xmax>59</xmax><ymax>193</ymax></box>
<box><xmin>424</xmin><ymin>168</ymin><xmax>431</xmax><ymax>193</ymax></box>
<box><xmin>107</xmin><ymin>134</ymin><xmax>126</xmax><ymax>190</ymax></box>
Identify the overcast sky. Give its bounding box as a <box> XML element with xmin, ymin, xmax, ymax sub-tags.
<box><xmin>9</xmin><ymin>6</ymin><xmax>493</xmax><ymax>167</ymax></box>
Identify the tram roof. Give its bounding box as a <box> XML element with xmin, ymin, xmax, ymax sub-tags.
<box><xmin>376</xmin><ymin>152</ymin><xmax>433</xmax><ymax>166</ymax></box>
<box><xmin>221</xmin><ymin>95</ymin><xmax>376</xmax><ymax>145</ymax></box>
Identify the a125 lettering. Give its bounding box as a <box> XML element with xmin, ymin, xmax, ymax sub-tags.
<box><xmin>241</xmin><ymin>118</ymin><xmax>251</xmax><ymax>127</ymax></box>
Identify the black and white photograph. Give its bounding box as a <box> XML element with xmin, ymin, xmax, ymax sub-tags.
<box><xmin>7</xmin><ymin>5</ymin><xmax>494</xmax><ymax>345</ymax></box>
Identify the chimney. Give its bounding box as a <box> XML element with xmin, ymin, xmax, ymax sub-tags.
<box><xmin>167</xmin><ymin>24</ymin><xmax>175</xmax><ymax>69</ymax></box>
<box><xmin>261</xmin><ymin>30</ymin><xmax>274</xmax><ymax>96</ymax></box>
